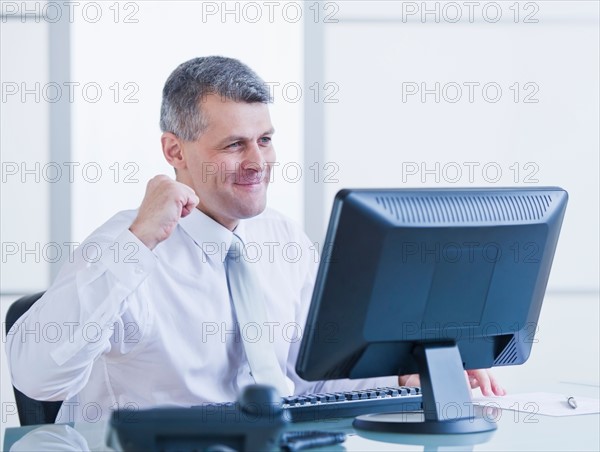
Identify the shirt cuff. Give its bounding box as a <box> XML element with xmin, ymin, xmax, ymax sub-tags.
<box><xmin>101</xmin><ymin>229</ymin><xmax>157</xmax><ymax>289</ymax></box>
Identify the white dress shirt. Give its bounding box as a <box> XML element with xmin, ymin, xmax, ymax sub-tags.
<box><xmin>6</xmin><ymin>207</ymin><xmax>396</xmax><ymax>422</ymax></box>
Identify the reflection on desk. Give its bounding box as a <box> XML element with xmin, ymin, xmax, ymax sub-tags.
<box><xmin>6</xmin><ymin>421</ymin><xmax>111</xmax><ymax>452</ymax></box>
<box><xmin>4</xmin><ymin>383</ymin><xmax>599</xmax><ymax>452</ymax></box>
<box><xmin>10</xmin><ymin>425</ymin><xmax>89</xmax><ymax>452</ymax></box>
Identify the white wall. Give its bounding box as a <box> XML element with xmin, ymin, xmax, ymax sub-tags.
<box><xmin>319</xmin><ymin>1</ymin><xmax>599</xmax><ymax>292</ymax></box>
<box><xmin>1</xmin><ymin>20</ymin><xmax>51</xmax><ymax>292</ymax></box>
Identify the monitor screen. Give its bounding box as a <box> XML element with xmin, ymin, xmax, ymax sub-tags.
<box><xmin>296</xmin><ymin>187</ymin><xmax>568</xmax><ymax>434</ymax></box>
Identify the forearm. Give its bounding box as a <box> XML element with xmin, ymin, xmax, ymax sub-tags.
<box><xmin>6</xmin><ymin>228</ymin><xmax>156</xmax><ymax>400</ymax></box>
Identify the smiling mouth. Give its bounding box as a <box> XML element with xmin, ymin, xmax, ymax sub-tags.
<box><xmin>235</xmin><ymin>179</ymin><xmax>263</xmax><ymax>185</ymax></box>
<box><xmin>234</xmin><ymin>178</ymin><xmax>266</xmax><ymax>188</ymax></box>
<box><xmin>235</xmin><ymin>174</ymin><xmax>266</xmax><ymax>185</ymax></box>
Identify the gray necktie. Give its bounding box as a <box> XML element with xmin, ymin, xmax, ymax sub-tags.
<box><xmin>226</xmin><ymin>233</ymin><xmax>290</xmax><ymax>397</ymax></box>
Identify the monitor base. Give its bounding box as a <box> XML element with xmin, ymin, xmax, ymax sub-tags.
<box><xmin>361</xmin><ymin>342</ymin><xmax>500</xmax><ymax>435</ymax></box>
<box><xmin>353</xmin><ymin>412</ymin><xmax>497</xmax><ymax>434</ymax></box>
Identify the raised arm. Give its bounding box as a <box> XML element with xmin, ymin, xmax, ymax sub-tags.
<box><xmin>5</xmin><ymin>176</ymin><xmax>198</xmax><ymax>401</ymax></box>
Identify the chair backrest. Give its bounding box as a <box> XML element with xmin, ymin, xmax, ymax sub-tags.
<box><xmin>5</xmin><ymin>292</ymin><xmax>64</xmax><ymax>425</ymax></box>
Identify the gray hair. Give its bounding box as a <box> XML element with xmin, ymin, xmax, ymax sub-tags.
<box><xmin>159</xmin><ymin>56</ymin><xmax>271</xmax><ymax>141</ymax></box>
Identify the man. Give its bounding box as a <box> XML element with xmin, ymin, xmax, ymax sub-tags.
<box><xmin>7</xmin><ymin>56</ymin><xmax>504</xmax><ymax>423</ymax></box>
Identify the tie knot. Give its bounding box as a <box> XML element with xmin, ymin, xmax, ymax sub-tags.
<box><xmin>227</xmin><ymin>234</ymin><xmax>243</xmax><ymax>262</ymax></box>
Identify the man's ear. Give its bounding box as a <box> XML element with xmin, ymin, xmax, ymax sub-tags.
<box><xmin>161</xmin><ymin>132</ymin><xmax>186</xmax><ymax>170</ymax></box>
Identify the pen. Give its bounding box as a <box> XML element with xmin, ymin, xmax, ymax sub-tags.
<box><xmin>567</xmin><ymin>396</ymin><xmax>577</xmax><ymax>409</ymax></box>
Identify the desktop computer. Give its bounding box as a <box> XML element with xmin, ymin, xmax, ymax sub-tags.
<box><xmin>296</xmin><ymin>187</ymin><xmax>568</xmax><ymax>434</ymax></box>
<box><xmin>109</xmin><ymin>187</ymin><xmax>568</xmax><ymax>448</ymax></box>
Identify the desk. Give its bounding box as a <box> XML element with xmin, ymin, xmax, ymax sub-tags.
<box><xmin>4</xmin><ymin>381</ymin><xmax>599</xmax><ymax>451</ymax></box>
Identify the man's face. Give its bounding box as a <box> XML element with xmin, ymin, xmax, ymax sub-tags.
<box><xmin>177</xmin><ymin>94</ymin><xmax>275</xmax><ymax>229</ymax></box>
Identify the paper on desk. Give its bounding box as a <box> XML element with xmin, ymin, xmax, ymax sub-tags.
<box><xmin>472</xmin><ymin>392</ymin><xmax>600</xmax><ymax>416</ymax></box>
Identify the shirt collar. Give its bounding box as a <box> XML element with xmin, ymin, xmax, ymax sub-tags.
<box><xmin>179</xmin><ymin>208</ymin><xmax>247</xmax><ymax>263</ymax></box>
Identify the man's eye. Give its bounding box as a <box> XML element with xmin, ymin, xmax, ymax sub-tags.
<box><xmin>227</xmin><ymin>142</ymin><xmax>242</xmax><ymax>149</ymax></box>
<box><xmin>260</xmin><ymin>137</ymin><xmax>272</xmax><ymax>145</ymax></box>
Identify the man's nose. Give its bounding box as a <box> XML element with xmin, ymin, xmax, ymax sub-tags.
<box><xmin>242</xmin><ymin>142</ymin><xmax>265</xmax><ymax>172</ymax></box>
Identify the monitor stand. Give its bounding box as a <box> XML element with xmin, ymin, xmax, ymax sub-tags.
<box><xmin>353</xmin><ymin>343</ymin><xmax>498</xmax><ymax>434</ymax></box>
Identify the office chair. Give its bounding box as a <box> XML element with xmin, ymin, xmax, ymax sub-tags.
<box><xmin>5</xmin><ymin>292</ymin><xmax>63</xmax><ymax>425</ymax></box>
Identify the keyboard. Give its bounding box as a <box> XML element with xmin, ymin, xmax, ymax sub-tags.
<box><xmin>282</xmin><ymin>386</ymin><xmax>422</xmax><ymax>422</ymax></box>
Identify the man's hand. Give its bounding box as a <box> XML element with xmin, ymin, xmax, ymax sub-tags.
<box><xmin>465</xmin><ymin>369</ymin><xmax>505</xmax><ymax>396</ymax></box>
<box><xmin>398</xmin><ymin>369</ymin><xmax>506</xmax><ymax>396</ymax></box>
<box><xmin>129</xmin><ymin>175</ymin><xmax>199</xmax><ymax>250</ymax></box>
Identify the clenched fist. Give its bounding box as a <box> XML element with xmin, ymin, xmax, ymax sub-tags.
<box><xmin>129</xmin><ymin>175</ymin><xmax>200</xmax><ymax>250</ymax></box>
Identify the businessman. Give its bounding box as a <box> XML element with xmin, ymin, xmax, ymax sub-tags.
<box><xmin>7</xmin><ymin>56</ymin><xmax>504</xmax><ymax>423</ymax></box>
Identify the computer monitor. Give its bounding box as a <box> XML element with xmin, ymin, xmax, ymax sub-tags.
<box><xmin>296</xmin><ymin>187</ymin><xmax>568</xmax><ymax>434</ymax></box>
